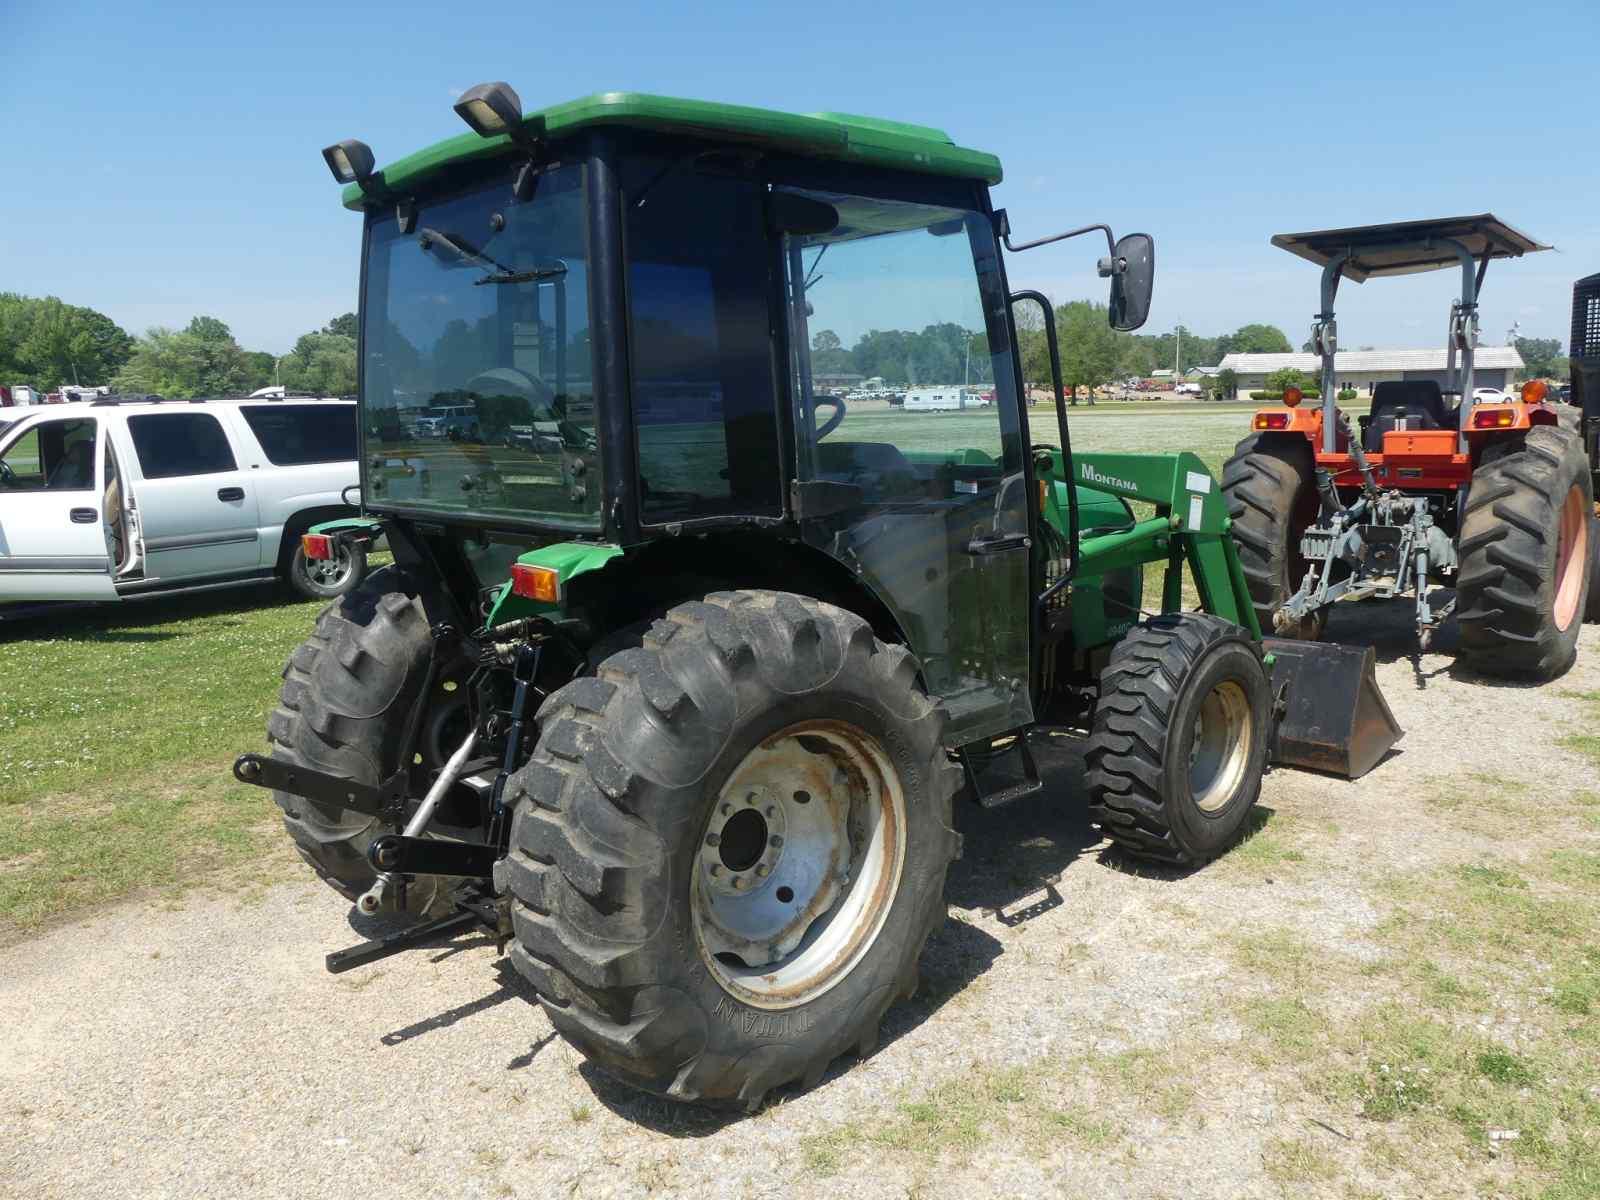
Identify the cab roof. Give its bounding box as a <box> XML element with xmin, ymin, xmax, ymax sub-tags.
<box><xmin>340</xmin><ymin>91</ymin><xmax>1004</xmax><ymax>210</ymax></box>
<box><xmin>1270</xmin><ymin>214</ymin><xmax>1550</xmax><ymax>282</ymax></box>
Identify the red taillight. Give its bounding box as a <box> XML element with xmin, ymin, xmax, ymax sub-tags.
<box><xmin>301</xmin><ymin>533</ymin><xmax>333</xmax><ymax>560</ymax></box>
<box><xmin>1473</xmin><ymin>408</ymin><xmax>1517</xmax><ymax>429</ymax></box>
<box><xmin>510</xmin><ymin>563</ymin><xmax>560</xmax><ymax>604</ymax></box>
<box><xmin>1253</xmin><ymin>411</ymin><xmax>1290</xmax><ymax>431</ymax></box>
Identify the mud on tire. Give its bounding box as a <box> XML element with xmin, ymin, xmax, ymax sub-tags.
<box><xmin>1222</xmin><ymin>434</ymin><xmax>1326</xmax><ymax>640</ymax></box>
<box><xmin>1456</xmin><ymin>425</ymin><xmax>1593</xmax><ymax>680</ymax></box>
<box><xmin>501</xmin><ymin>590</ymin><xmax>962</xmax><ymax>1110</ymax></box>
<box><xmin>1085</xmin><ymin>613</ymin><xmax>1270</xmax><ymax>865</ymax></box>
<box><xmin>266</xmin><ymin>567</ymin><xmax>463</xmax><ymax>914</ymax></box>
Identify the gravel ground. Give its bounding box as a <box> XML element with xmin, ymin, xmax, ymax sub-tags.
<box><xmin>4</xmin><ymin>604</ymin><xmax>1598</xmax><ymax>1200</ymax></box>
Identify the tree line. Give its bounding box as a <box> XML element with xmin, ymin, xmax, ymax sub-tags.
<box><xmin>0</xmin><ymin>293</ymin><xmax>359</xmax><ymax>398</ymax></box>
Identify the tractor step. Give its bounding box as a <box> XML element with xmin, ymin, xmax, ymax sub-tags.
<box><xmin>1262</xmin><ymin>639</ymin><xmax>1403</xmax><ymax>779</ymax></box>
<box><xmin>959</xmin><ymin>730</ymin><xmax>1046</xmax><ymax>808</ymax></box>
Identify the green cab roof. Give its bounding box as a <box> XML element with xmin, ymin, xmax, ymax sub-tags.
<box><xmin>340</xmin><ymin>91</ymin><xmax>1003</xmax><ymax>210</ymax></box>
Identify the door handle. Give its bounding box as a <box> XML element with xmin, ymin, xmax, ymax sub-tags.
<box><xmin>217</xmin><ymin>487</ymin><xmax>245</xmax><ymax>502</ymax></box>
<box><xmin>70</xmin><ymin>507</ymin><xmax>97</xmax><ymax>524</ymax></box>
<box><xmin>966</xmin><ymin>533</ymin><xmax>1032</xmax><ymax>556</ymax></box>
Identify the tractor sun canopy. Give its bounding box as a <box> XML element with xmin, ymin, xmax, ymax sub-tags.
<box><xmin>1270</xmin><ymin>214</ymin><xmax>1551</xmax><ymax>282</ymax></box>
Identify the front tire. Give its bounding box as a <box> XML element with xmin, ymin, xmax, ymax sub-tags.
<box><xmin>1222</xmin><ymin>434</ymin><xmax>1327</xmax><ymax>640</ymax></box>
<box><xmin>502</xmin><ymin>591</ymin><xmax>962</xmax><ymax>1110</ymax></box>
<box><xmin>1456</xmin><ymin>425</ymin><xmax>1593</xmax><ymax>679</ymax></box>
<box><xmin>1085</xmin><ymin>614</ymin><xmax>1270</xmax><ymax>865</ymax></box>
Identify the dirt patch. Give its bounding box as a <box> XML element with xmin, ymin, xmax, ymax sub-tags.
<box><xmin>2</xmin><ymin>606</ymin><xmax>1598</xmax><ymax>1199</ymax></box>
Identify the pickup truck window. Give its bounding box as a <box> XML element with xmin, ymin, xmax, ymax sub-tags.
<box><xmin>0</xmin><ymin>418</ymin><xmax>97</xmax><ymax>491</ymax></box>
<box><xmin>239</xmin><ymin>404</ymin><xmax>357</xmax><ymax>466</ymax></box>
<box><xmin>127</xmin><ymin>412</ymin><xmax>237</xmax><ymax>479</ymax></box>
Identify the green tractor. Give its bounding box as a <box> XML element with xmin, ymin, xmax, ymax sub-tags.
<box><xmin>235</xmin><ymin>86</ymin><xmax>1400</xmax><ymax>1109</ymax></box>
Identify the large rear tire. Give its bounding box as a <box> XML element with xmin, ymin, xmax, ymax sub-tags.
<box><xmin>266</xmin><ymin>569</ymin><xmax>467</xmax><ymax>914</ymax></box>
<box><xmin>1086</xmin><ymin>614</ymin><xmax>1270</xmax><ymax>865</ymax></box>
<box><xmin>501</xmin><ymin>590</ymin><xmax>961</xmax><ymax>1110</ymax></box>
<box><xmin>1222</xmin><ymin>434</ymin><xmax>1326</xmax><ymax>640</ymax></box>
<box><xmin>1456</xmin><ymin>425</ymin><xmax>1593</xmax><ymax>679</ymax></box>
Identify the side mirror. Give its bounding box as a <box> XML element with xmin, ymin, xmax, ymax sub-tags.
<box><xmin>1101</xmin><ymin>233</ymin><xmax>1154</xmax><ymax>331</ymax></box>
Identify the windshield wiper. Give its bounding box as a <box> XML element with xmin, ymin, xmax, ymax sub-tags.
<box><xmin>473</xmin><ymin>261</ymin><xmax>570</xmax><ymax>287</ymax></box>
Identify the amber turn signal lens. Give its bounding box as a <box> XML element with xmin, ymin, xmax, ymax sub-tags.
<box><xmin>301</xmin><ymin>533</ymin><xmax>333</xmax><ymax>561</ymax></box>
<box><xmin>1521</xmin><ymin>379</ymin><xmax>1548</xmax><ymax>404</ymax></box>
<box><xmin>1253</xmin><ymin>412</ymin><xmax>1290</xmax><ymax>431</ymax></box>
<box><xmin>1282</xmin><ymin>386</ymin><xmax>1303</xmax><ymax>408</ymax></box>
<box><xmin>1472</xmin><ymin>408</ymin><xmax>1517</xmax><ymax>429</ymax></box>
<box><xmin>510</xmin><ymin>563</ymin><xmax>560</xmax><ymax>603</ymax></box>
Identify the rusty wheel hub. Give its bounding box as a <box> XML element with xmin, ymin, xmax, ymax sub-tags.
<box><xmin>692</xmin><ymin>721</ymin><xmax>906</xmax><ymax>1010</ymax></box>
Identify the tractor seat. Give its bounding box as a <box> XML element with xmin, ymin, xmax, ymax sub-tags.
<box><xmin>815</xmin><ymin>441</ymin><xmax>921</xmax><ymax>494</ymax></box>
<box><xmin>1363</xmin><ymin>381</ymin><xmax>1453</xmax><ymax>452</ymax></box>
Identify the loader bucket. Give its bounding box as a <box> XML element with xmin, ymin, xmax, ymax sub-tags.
<box><xmin>1262</xmin><ymin>639</ymin><xmax>1403</xmax><ymax>779</ymax></box>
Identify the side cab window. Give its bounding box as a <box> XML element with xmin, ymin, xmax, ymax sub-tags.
<box><xmin>125</xmin><ymin>412</ymin><xmax>238</xmax><ymax>478</ymax></box>
<box><xmin>0</xmin><ymin>418</ymin><xmax>98</xmax><ymax>491</ymax></box>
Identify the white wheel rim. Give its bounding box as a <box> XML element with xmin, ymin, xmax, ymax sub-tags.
<box><xmin>1189</xmin><ymin>680</ymin><xmax>1252</xmax><ymax>813</ymax></box>
<box><xmin>691</xmin><ymin>721</ymin><xmax>906</xmax><ymax>1011</ymax></box>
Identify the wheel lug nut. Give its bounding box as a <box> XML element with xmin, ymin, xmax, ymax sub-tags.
<box><xmin>720</xmin><ymin>803</ymin><xmax>731</xmax><ymax>815</ymax></box>
<box><xmin>708</xmin><ymin>864</ymin><xmax>721</xmax><ymax>876</ymax></box>
<box><xmin>755</xmin><ymin>863</ymin><xmax>770</xmax><ymax>877</ymax></box>
<box><xmin>730</xmin><ymin>875</ymin><xmax>743</xmax><ymax>890</ymax></box>
<box><xmin>705</xmin><ymin>832</ymin><xmax>720</xmax><ymax>847</ymax></box>
<box><xmin>769</xmin><ymin>835</ymin><xmax>783</xmax><ymax>848</ymax></box>
<box><xmin>764</xmin><ymin>805</ymin><xmax>775</xmax><ymax>817</ymax></box>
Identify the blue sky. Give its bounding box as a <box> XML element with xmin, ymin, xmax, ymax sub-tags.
<box><xmin>4</xmin><ymin>0</ymin><xmax>1597</xmax><ymax>358</ymax></box>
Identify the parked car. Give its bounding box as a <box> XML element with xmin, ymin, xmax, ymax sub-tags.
<box><xmin>1174</xmin><ymin>382</ymin><xmax>1203</xmax><ymax>395</ymax></box>
<box><xmin>0</xmin><ymin>396</ymin><xmax>365</xmax><ymax>607</ymax></box>
<box><xmin>414</xmin><ymin>405</ymin><xmax>480</xmax><ymax>440</ymax></box>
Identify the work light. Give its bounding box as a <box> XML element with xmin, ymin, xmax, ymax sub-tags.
<box><xmin>453</xmin><ymin>82</ymin><xmax>524</xmax><ymax>138</ymax></box>
<box><xmin>321</xmin><ymin>139</ymin><xmax>376</xmax><ymax>186</ymax></box>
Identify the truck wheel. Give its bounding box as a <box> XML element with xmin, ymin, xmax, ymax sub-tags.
<box><xmin>1457</xmin><ymin>425</ymin><xmax>1593</xmax><ymax>679</ymax></box>
<box><xmin>286</xmin><ymin>538</ymin><xmax>368</xmax><ymax>600</ymax></box>
<box><xmin>501</xmin><ymin>591</ymin><xmax>961</xmax><ymax>1110</ymax></box>
<box><xmin>1085</xmin><ymin>614</ymin><xmax>1270</xmax><ymax>865</ymax></box>
<box><xmin>1222</xmin><ymin>435</ymin><xmax>1326</xmax><ymax>640</ymax></box>
<box><xmin>266</xmin><ymin>569</ymin><xmax>464</xmax><ymax>914</ymax></box>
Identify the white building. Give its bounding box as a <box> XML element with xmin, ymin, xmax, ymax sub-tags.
<box><xmin>1217</xmin><ymin>347</ymin><xmax>1524</xmax><ymax>396</ymax></box>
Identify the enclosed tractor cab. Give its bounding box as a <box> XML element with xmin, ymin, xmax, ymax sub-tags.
<box><xmin>1224</xmin><ymin>215</ymin><xmax>1592</xmax><ymax>679</ymax></box>
<box><xmin>1571</xmin><ymin>270</ymin><xmax>1600</xmax><ymax>620</ymax></box>
<box><xmin>236</xmin><ymin>86</ymin><xmax>1400</xmax><ymax>1110</ymax></box>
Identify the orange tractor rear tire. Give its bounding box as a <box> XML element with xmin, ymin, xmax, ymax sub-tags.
<box><xmin>1221</xmin><ymin>434</ymin><xmax>1327</xmax><ymax>640</ymax></box>
<box><xmin>1457</xmin><ymin>425</ymin><xmax>1593</xmax><ymax>680</ymax></box>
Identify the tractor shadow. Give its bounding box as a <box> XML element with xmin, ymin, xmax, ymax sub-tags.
<box><xmin>1322</xmin><ymin>593</ymin><xmax>1555</xmax><ymax>691</ymax></box>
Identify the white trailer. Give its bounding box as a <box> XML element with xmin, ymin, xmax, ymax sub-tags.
<box><xmin>902</xmin><ymin>387</ymin><xmax>968</xmax><ymax>411</ymax></box>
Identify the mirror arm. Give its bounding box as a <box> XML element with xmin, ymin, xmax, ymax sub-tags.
<box><xmin>996</xmin><ymin>210</ymin><xmax>1116</xmax><ymax>257</ymax></box>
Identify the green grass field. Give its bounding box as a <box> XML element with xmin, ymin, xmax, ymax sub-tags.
<box><xmin>0</xmin><ymin>400</ymin><xmax>1332</xmax><ymax>935</ymax></box>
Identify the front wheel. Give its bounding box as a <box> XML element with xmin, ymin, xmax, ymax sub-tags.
<box><xmin>286</xmin><ymin>538</ymin><xmax>367</xmax><ymax>600</ymax></box>
<box><xmin>501</xmin><ymin>591</ymin><xmax>962</xmax><ymax>1110</ymax></box>
<box><xmin>1085</xmin><ymin>614</ymin><xmax>1270</xmax><ymax>865</ymax></box>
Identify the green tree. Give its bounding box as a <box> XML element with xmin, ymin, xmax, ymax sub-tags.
<box><xmin>1057</xmin><ymin>300</ymin><xmax>1119</xmax><ymax>404</ymax></box>
<box><xmin>1515</xmin><ymin>336</ymin><xmax>1566</xmax><ymax>380</ymax></box>
<box><xmin>185</xmin><ymin>315</ymin><xmax>235</xmax><ymax>343</ymax></box>
<box><xmin>113</xmin><ymin>327</ymin><xmax>253</xmax><ymax>398</ymax></box>
<box><xmin>1265</xmin><ymin>366</ymin><xmax>1315</xmax><ymax>395</ymax></box>
<box><xmin>1213</xmin><ymin>367</ymin><xmax>1239</xmax><ymax>400</ymax></box>
<box><xmin>810</xmin><ymin>329</ymin><xmax>852</xmax><ymax>375</ymax></box>
<box><xmin>323</xmin><ymin>312</ymin><xmax>359</xmax><ymax>339</ymax></box>
<box><xmin>280</xmin><ymin>332</ymin><xmax>358</xmax><ymax>396</ymax></box>
<box><xmin>1216</xmin><ymin>323</ymin><xmax>1292</xmax><ymax>356</ymax></box>
<box><xmin>0</xmin><ymin>293</ymin><xmax>135</xmax><ymax>388</ymax></box>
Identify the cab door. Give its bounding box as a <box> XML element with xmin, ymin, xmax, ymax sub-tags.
<box><xmin>0</xmin><ymin>413</ymin><xmax>120</xmax><ymax>600</ymax></box>
<box><xmin>778</xmin><ymin>188</ymin><xmax>1034</xmax><ymax>746</ymax></box>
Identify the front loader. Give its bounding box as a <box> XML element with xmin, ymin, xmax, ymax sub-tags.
<box><xmin>236</xmin><ymin>85</ymin><xmax>1399</xmax><ymax>1110</ymax></box>
<box><xmin>1224</xmin><ymin>216</ymin><xmax>1592</xmax><ymax>678</ymax></box>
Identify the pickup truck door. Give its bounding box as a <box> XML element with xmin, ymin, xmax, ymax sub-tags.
<box><xmin>122</xmin><ymin>410</ymin><xmax>262</xmax><ymax>581</ymax></box>
<box><xmin>0</xmin><ymin>413</ymin><xmax>120</xmax><ymax>600</ymax></box>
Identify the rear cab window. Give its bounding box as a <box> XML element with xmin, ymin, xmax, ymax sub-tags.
<box><xmin>125</xmin><ymin>412</ymin><xmax>237</xmax><ymax>478</ymax></box>
<box><xmin>239</xmin><ymin>404</ymin><xmax>358</xmax><ymax>465</ymax></box>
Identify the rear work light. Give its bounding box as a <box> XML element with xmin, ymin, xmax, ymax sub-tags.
<box><xmin>1253</xmin><ymin>412</ymin><xmax>1290</xmax><ymax>430</ymax></box>
<box><xmin>510</xmin><ymin>563</ymin><xmax>560</xmax><ymax>604</ymax></box>
<box><xmin>301</xmin><ymin>533</ymin><xmax>334</xmax><ymax>561</ymax></box>
<box><xmin>1473</xmin><ymin>408</ymin><xmax>1517</xmax><ymax>429</ymax></box>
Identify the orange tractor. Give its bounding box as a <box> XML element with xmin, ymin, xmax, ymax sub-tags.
<box><xmin>1223</xmin><ymin>215</ymin><xmax>1592</xmax><ymax>678</ymax></box>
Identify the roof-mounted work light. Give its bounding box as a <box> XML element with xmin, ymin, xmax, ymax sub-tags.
<box><xmin>321</xmin><ymin>139</ymin><xmax>382</xmax><ymax>196</ymax></box>
<box><xmin>453</xmin><ymin>82</ymin><xmax>537</xmax><ymax>150</ymax></box>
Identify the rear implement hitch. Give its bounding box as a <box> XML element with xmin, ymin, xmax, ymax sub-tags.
<box><xmin>233</xmin><ymin>753</ymin><xmax>408</xmax><ymax>824</ymax></box>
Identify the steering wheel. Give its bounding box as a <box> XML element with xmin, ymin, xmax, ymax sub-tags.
<box><xmin>813</xmin><ymin>394</ymin><xmax>847</xmax><ymax>440</ymax></box>
<box><xmin>0</xmin><ymin>460</ymin><xmax>13</xmax><ymax>487</ymax></box>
